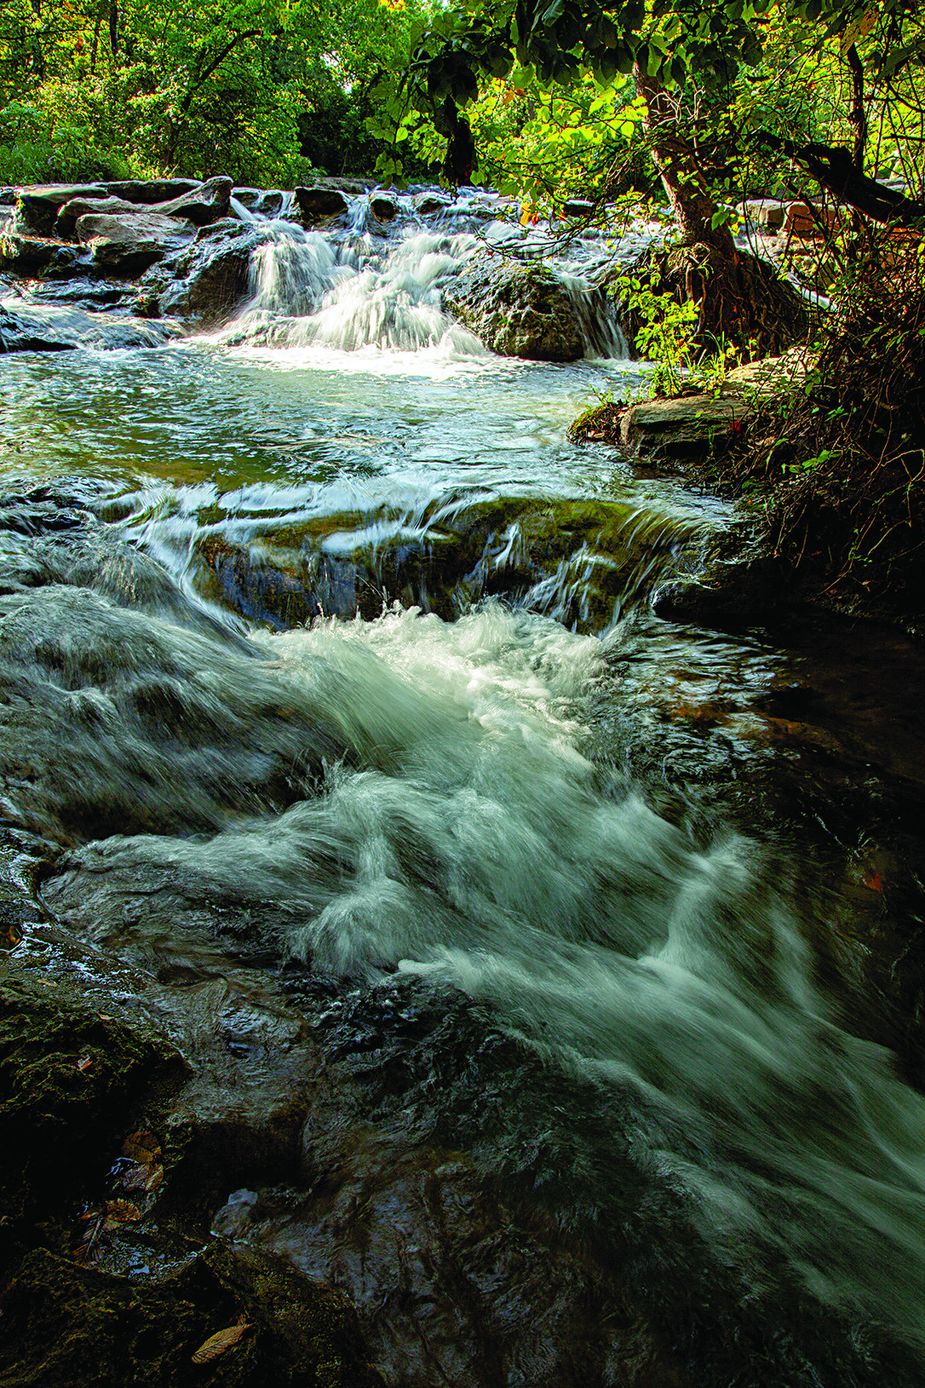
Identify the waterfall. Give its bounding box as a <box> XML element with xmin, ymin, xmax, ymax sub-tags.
<box><xmin>217</xmin><ymin>187</ymin><xmax>628</xmax><ymax>360</ymax></box>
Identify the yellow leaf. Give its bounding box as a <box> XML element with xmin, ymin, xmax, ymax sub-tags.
<box><xmin>191</xmin><ymin>1323</ymin><xmax>251</xmax><ymax>1364</ymax></box>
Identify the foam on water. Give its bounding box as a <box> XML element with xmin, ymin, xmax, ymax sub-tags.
<box><xmin>25</xmin><ymin>587</ymin><xmax>925</xmax><ymax>1352</ymax></box>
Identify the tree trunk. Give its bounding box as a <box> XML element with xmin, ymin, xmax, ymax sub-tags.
<box><xmin>633</xmin><ymin>61</ymin><xmax>734</xmax><ymax>253</ymax></box>
<box><xmin>627</xmin><ymin>64</ymin><xmax>809</xmax><ymax>362</ymax></box>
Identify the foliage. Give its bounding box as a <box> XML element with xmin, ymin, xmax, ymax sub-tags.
<box><xmin>0</xmin><ymin>0</ymin><xmax>426</xmax><ymax>184</ymax></box>
<box><xmin>612</xmin><ymin>266</ymin><xmax>700</xmax><ymax>395</ymax></box>
<box><xmin>0</xmin><ymin>98</ymin><xmax>132</xmax><ymax>182</ymax></box>
<box><xmin>723</xmin><ymin>229</ymin><xmax>925</xmax><ymax>610</ymax></box>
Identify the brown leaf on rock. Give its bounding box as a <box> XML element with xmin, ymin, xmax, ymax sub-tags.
<box><xmin>102</xmin><ymin>1199</ymin><xmax>141</xmax><ymax>1228</ymax></box>
<box><xmin>191</xmin><ymin>1322</ymin><xmax>251</xmax><ymax>1363</ymax></box>
<box><xmin>122</xmin><ymin>1129</ymin><xmax>161</xmax><ymax>1165</ymax></box>
<box><xmin>145</xmin><ymin>1162</ymin><xmax>165</xmax><ymax>1193</ymax></box>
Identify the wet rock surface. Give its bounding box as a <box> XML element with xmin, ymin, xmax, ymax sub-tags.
<box><xmin>190</xmin><ymin>494</ymin><xmax>703</xmax><ymax>633</ymax></box>
<box><xmin>75</xmin><ymin>211</ymin><xmax>198</xmax><ymax>274</ymax></box>
<box><xmin>295</xmin><ymin>186</ymin><xmax>350</xmax><ymax>221</ymax></box>
<box><xmin>0</xmin><ymin>301</ymin><xmax>176</xmax><ymax>352</ymax></box>
<box><xmin>446</xmin><ymin>253</ymin><xmax>591</xmax><ymax>360</ymax></box>
<box><xmin>3</xmin><ymin>486</ymin><xmax>925</xmax><ymax>1384</ymax></box>
<box><xmin>155</xmin><ymin>221</ymin><xmax>260</xmax><ymax>321</ymax></box>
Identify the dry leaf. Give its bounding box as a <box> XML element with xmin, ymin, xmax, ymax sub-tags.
<box><xmin>1</xmin><ymin>922</ymin><xmax>23</xmax><ymax>949</ymax></box>
<box><xmin>145</xmin><ymin>1162</ymin><xmax>165</xmax><ymax>1193</ymax></box>
<box><xmin>122</xmin><ymin>1130</ymin><xmax>161</xmax><ymax>1165</ymax></box>
<box><xmin>102</xmin><ymin>1199</ymin><xmax>141</xmax><ymax>1228</ymax></box>
<box><xmin>76</xmin><ymin>1055</ymin><xmax>93</xmax><ymax>1073</ymax></box>
<box><xmin>191</xmin><ymin>1322</ymin><xmax>251</xmax><ymax>1364</ymax></box>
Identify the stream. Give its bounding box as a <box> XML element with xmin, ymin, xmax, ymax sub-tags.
<box><xmin>3</xmin><ymin>188</ymin><xmax>925</xmax><ymax>1385</ymax></box>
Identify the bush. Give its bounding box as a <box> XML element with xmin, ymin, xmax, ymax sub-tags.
<box><xmin>0</xmin><ymin>99</ymin><xmax>133</xmax><ymax>185</ymax></box>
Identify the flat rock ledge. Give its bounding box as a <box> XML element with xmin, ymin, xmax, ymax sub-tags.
<box><xmin>570</xmin><ymin>351</ymin><xmax>812</xmax><ymax>463</ymax></box>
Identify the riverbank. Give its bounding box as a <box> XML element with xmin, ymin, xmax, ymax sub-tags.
<box><xmin>569</xmin><ymin>332</ymin><xmax>925</xmax><ymax>635</ymax></box>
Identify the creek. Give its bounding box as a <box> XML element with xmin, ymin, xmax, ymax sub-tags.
<box><xmin>2</xmin><ymin>187</ymin><xmax>925</xmax><ymax>1385</ymax></box>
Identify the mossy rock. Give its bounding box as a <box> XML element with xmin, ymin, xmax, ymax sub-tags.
<box><xmin>446</xmin><ymin>253</ymin><xmax>588</xmax><ymax>360</ymax></box>
<box><xmin>0</xmin><ymin>1245</ymin><xmax>381</xmax><ymax>1388</ymax></box>
<box><xmin>0</xmin><ymin>961</ymin><xmax>179</xmax><ymax>1264</ymax></box>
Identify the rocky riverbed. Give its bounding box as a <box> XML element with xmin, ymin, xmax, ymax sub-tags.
<box><xmin>3</xmin><ymin>179</ymin><xmax>925</xmax><ymax>1388</ymax></box>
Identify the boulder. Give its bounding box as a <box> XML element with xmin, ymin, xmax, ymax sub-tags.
<box><xmin>232</xmin><ymin>187</ymin><xmax>263</xmax><ymax>211</ymax></box>
<box><xmin>295</xmin><ymin>185</ymin><xmax>350</xmax><ymax>221</ymax></box>
<box><xmin>157</xmin><ymin>220</ymin><xmax>259</xmax><ymax>321</ymax></box>
<box><xmin>619</xmin><ymin>393</ymin><xmax>748</xmax><ymax>461</ymax></box>
<box><xmin>0</xmin><ymin>226</ymin><xmax>82</xmax><ymax>276</ymax></box>
<box><xmin>446</xmin><ymin>253</ymin><xmax>587</xmax><ymax>361</ymax></box>
<box><xmin>563</xmin><ymin>198</ymin><xmax>595</xmax><ymax>218</ymax></box>
<box><xmin>0</xmin><ymin>302</ymin><xmax>177</xmax><ymax>353</ymax></box>
<box><xmin>105</xmin><ymin>178</ymin><xmax>201</xmax><ymax>205</ymax></box>
<box><xmin>740</xmin><ymin>198</ymin><xmax>787</xmax><ymax>232</ymax></box>
<box><xmin>58</xmin><ymin>177</ymin><xmax>232</xmax><ymax>237</ymax></box>
<box><xmin>75</xmin><ymin>211</ymin><xmax>196</xmax><ymax>274</ymax></box>
<box><xmin>414</xmin><ymin>193</ymin><xmax>450</xmax><ymax>216</ymax></box>
<box><xmin>370</xmin><ymin>192</ymin><xmax>398</xmax><ymax>222</ymax></box>
<box><xmin>15</xmin><ymin>184</ymin><xmax>109</xmax><ymax>235</ymax></box>
<box><xmin>57</xmin><ymin>194</ymin><xmax>148</xmax><ymax>236</ymax></box>
<box><xmin>232</xmin><ymin>188</ymin><xmax>287</xmax><ymax>217</ymax></box>
<box><xmin>568</xmin><ymin>351</ymin><xmax>813</xmax><ymax>463</ymax></box>
<box><xmin>153</xmin><ymin>174</ymin><xmax>232</xmax><ymax>226</ymax></box>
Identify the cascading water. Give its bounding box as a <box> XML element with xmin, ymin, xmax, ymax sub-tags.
<box><xmin>220</xmin><ymin>187</ymin><xmax>625</xmax><ymax>359</ymax></box>
<box><xmin>3</xmin><ymin>181</ymin><xmax>925</xmax><ymax>1385</ymax></box>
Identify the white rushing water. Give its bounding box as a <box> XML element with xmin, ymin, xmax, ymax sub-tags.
<box><xmin>25</xmin><ymin>589</ymin><xmax>925</xmax><ymax>1356</ymax></box>
<box><xmin>3</xmin><ymin>182</ymin><xmax>925</xmax><ymax>1370</ymax></box>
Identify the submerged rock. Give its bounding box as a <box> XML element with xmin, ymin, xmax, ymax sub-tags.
<box><xmin>189</xmin><ymin>492</ymin><xmax>704</xmax><ymax>634</ymax></box>
<box><xmin>446</xmin><ymin>253</ymin><xmax>589</xmax><ymax>360</ymax></box>
<box><xmin>0</xmin><ymin>302</ymin><xmax>176</xmax><ymax>352</ymax></box>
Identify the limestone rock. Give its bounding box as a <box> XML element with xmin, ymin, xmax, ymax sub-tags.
<box><xmin>153</xmin><ymin>175</ymin><xmax>232</xmax><ymax>226</ymax></box>
<box><xmin>295</xmin><ymin>185</ymin><xmax>350</xmax><ymax>221</ymax></box>
<box><xmin>414</xmin><ymin>192</ymin><xmax>450</xmax><ymax>216</ymax></box>
<box><xmin>157</xmin><ymin>220</ymin><xmax>259</xmax><ymax>321</ymax></box>
<box><xmin>370</xmin><ymin>193</ymin><xmax>398</xmax><ymax>222</ymax></box>
<box><xmin>75</xmin><ymin>211</ymin><xmax>196</xmax><ymax>274</ymax></box>
<box><xmin>446</xmin><ymin>253</ymin><xmax>588</xmax><ymax>361</ymax></box>
<box><xmin>15</xmin><ymin>184</ymin><xmax>109</xmax><ymax>234</ymax></box>
<box><xmin>59</xmin><ymin>177</ymin><xmax>231</xmax><ymax>238</ymax></box>
<box><xmin>105</xmin><ymin>178</ymin><xmax>202</xmax><ymax>205</ymax></box>
<box><xmin>0</xmin><ymin>227</ymin><xmax>81</xmax><ymax>276</ymax></box>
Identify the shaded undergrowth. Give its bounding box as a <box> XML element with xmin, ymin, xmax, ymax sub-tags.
<box><xmin>720</xmin><ymin>235</ymin><xmax>925</xmax><ymax>622</ymax></box>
